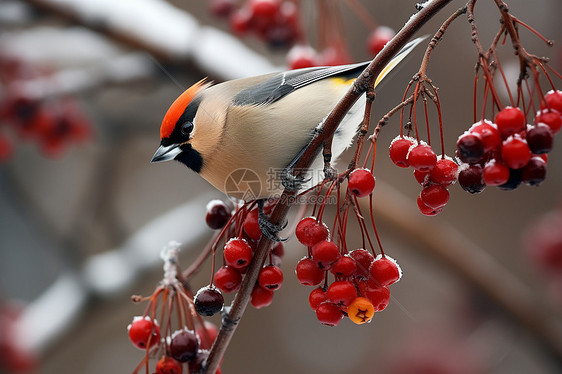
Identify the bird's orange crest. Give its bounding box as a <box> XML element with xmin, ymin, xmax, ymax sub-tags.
<box><xmin>160</xmin><ymin>78</ymin><xmax>208</xmax><ymax>139</ymax></box>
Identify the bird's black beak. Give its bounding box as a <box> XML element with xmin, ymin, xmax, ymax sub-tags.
<box><xmin>151</xmin><ymin>143</ymin><xmax>182</xmax><ymax>163</ymax></box>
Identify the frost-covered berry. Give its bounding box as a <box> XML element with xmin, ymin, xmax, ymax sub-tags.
<box><xmin>258</xmin><ymin>265</ymin><xmax>284</xmax><ymax>290</ymax></box>
<box><xmin>458</xmin><ymin>164</ymin><xmax>485</xmax><ymax>194</ymax></box>
<box><xmin>194</xmin><ymin>286</ymin><xmax>224</xmax><ymax>317</ymax></box>
<box><xmin>214</xmin><ymin>266</ymin><xmax>242</xmax><ymax>293</ymax></box>
<box><xmin>205</xmin><ymin>200</ymin><xmax>231</xmax><ymax>229</ymax></box>
<box><xmin>295</xmin><ymin>217</ymin><xmax>329</xmax><ymax>247</ymax></box>
<box><xmin>311</xmin><ymin>240</ymin><xmax>341</xmax><ymax>269</ymax></box>
<box><xmin>408</xmin><ymin>144</ymin><xmax>437</xmax><ymax>171</ymax></box>
<box><xmin>456</xmin><ymin>133</ymin><xmax>484</xmax><ymax>164</ymax></box>
<box><xmin>169</xmin><ymin>329</ymin><xmax>199</xmax><ymax>362</ymax></box>
<box><xmin>495</xmin><ymin>106</ymin><xmax>526</xmax><ymax>137</ymax></box>
<box><xmin>128</xmin><ymin>316</ymin><xmax>160</xmax><ymax>350</ymax></box>
<box><xmin>296</xmin><ymin>257</ymin><xmax>325</xmax><ymax>286</ymax></box>
<box><xmin>369</xmin><ymin>255</ymin><xmax>402</xmax><ymax>287</ymax></box>
<box><xmin>389</xmin><ymin>136</ymin><xmax>415</xmax><ymax>168</ymax></box>
<box><xmin>223</xmin><ymin>238</ymin><xmax>253</xmax><ymax>269</ymax></box>
<box><xmin>348</xmin><ymin>168</ymin><xmax>376</xmax><ymax>197</ymax></box>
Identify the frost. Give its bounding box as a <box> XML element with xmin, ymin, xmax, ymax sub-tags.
<box><xmin>206</xmin><ymin>199</ymin><xmax>225</xmax><ymax>213</ymax></box>
<box><xmin>127</xmin><ymin>315</ymin><xmax>157</xmax><ymax>332</ymax></box>
<box><xmin>160</xmin><ymin>241</ymin><xmax>182</xmax><ymax>285</ymax></box>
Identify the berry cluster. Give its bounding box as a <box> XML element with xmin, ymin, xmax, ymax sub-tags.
<box><xmin>457</xmin><ymin>91</ymin><xmax>561</xmax><ymax>194</ymax></box>
<box><xmin>295</xmin><ymin>212</ymin><xmax>401</xmax><ymax>326</ymax></box>
<box><xmin>0</xmin><ymin>57</ymin><xmax>92</xmax><ymax>160</ymax></box>
<box><xmin>389</xmin><ymin>136</ymin><xmax>458</xmax><ymax>216</ymax></box>
<box><xmin>205</xmin><ymin>200</ymin><xmax>286</xmax><ymax>310</ymax></box>
<box><xmin>211</xmin><ymin>0</ymin><xmax>301</xmax><ymax>48</ymax></box>
<box><xmin>127</xmin><ymin>243</ymin><xmax>222</xmax><ymax>374</ymax></box>
<box><xmin>208</xmin><ymin>0</ymin><xmax>395</xmax><ymax>70</ymax></box>
<box><xmin>128</xmin><ymin>316</ymin><xmax>220</xmax><ymax>374</ymax></box>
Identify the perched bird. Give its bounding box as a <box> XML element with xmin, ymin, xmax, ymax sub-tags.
<box><xmin>152</xmin><ymin>37</ymin><xmax>424</xmax><ymax>201</ymax></box>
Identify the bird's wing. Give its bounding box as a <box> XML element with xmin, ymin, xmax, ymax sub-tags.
<box><xmin>232</xmin><ymin>36</ymin><xmax>425</xmax><ymax>106</ymax></box>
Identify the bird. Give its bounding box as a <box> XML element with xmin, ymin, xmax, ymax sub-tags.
<box><xmin>152</xmin><ymin>37</ymin><xmax>424</xmax><ymax>203</ymax></box>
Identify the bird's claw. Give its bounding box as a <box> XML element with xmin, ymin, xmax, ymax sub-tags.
<box><xmin>257</xmin><ymin>200</ymin><xmax>287</xmax><ymax>242</ymax></box>
<box><xmin>258</xmin><ymin>214</ymin><xmax>288</xmax><ymax>242</ymax></box>
<box><xmin>281</xmin><ymin>168</ymin><xmax>310</xmax><ymax>191</ymax></box>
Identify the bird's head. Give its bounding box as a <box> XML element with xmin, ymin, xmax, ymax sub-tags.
<box><xmin>151</xmin><ymin>79</ymin><xmax>211</xmax><ymax>172</ymax></box>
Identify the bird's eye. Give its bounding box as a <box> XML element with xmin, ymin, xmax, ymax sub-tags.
<box><xmin>181</xmin><ymin>121</ymin><xmax>194</xmax><ymax>136</ymax></box>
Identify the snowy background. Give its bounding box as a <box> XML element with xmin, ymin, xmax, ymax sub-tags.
<box><xmin>1</xmin><ymin>0</ymin><xmax>561</xmax><ymax>373</ymax></box>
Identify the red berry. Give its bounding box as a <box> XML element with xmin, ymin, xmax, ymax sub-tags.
<box><xmin>456</xmin><ymin>133</ymin><xmax>484</xmax><ymax>164</ymax></box>
<box><xmin>296</xmin><ymin>257</ymin><xmax>325</xmax><ymax>286</ymax></box>
<box><xmin>526</xmin><ymin>124</ymin><xmax>554</xmax><ymax>154</ymax></box>
<box><xmin>348</xmin><ymin>168</ymin><xmax>375</xmax><ymax>197</ymax></box>
<box><xmin>243</xmin><ymin>209</ymin><xmax>262</xmax><ymax>240</ymax></box>
<box><xmin>214</xmin><ymin>266</ymin><xmax>242</xmax><ymax>293</ymax></box>
<box><xmin>230</xmin><ymin>9</ymin><xmax>252</xmax><ymax>34</ymax></box>
<box><xmin>330</xmin><ymin>255</ymin><xmax>357</xmax><ymax>278</ymax></box>
<box><xmin>311</xmin><ymin>240</ymin><xmax>341</xmax><ymax>269</ymax></box>
<box><xmin>420</xmin><ymin>184</ymin><xmax>449</xmax><ymax>209</ymax></box>
<box><xmin>469</xmin><ymin>120</ymin><xmax>501</xmax><ymax>152</ymax></box>
<box><xmin>295</xmin><ymin>217</ymin><xmax>329</xmax><ymax>247</ymax></box>
<box><xmin>407</xmin><ymin>143</ymin><xmax>437</xmax><ymax>171</ymax></box>
<box><xmin>327</xmin><ymin>280</ymin><xmax>357</xmax><ymax>307</ymax></box>
<box><xmin>429</xmin><ymin>158</ymin><xmax>458</xmax><ymax>185</ymax></box>
<box><xmin>251</xmin><ymin>286</ymin><xmax>274</xmax><ymax>309</ymax></box>
<box><xmin>287</xmin><ymin>45</ymin><xmax>318</xmax><ymax>70</ymax></box>
<box><xmin>249</xmin><ymin>0</ymin><xmax>281</xmax><ymax>21</ymax></box>
<box><xmin>414</xmin><ymin>169</ymin><xmax>430</xmax><ymax>185</ymax></box>
<box><xmin>194</xmin><ymin>286</ymin><xmax>224</xmax><ymax>317</ymax></box>
<box><xmin>349</xmin><ymin>249</ymin><xmax>374</xmax><ymax>278</ymax></box>
<box><xmin>128</xmin><ymin>316</ymin><xmax>160</xmax><ymax>350</ymax></box>
<box><xmin>544</xmin><ymin>89</ymin><xmax>562</xmax><ymax>113</ymax></box>
<box><xmin>361</xmin><ymin>284</ymin><xmax>391</xmax><ymax>312</ymax></box>
<box><xmin>155</xmin><ymin>356</ymin><xmax>182</xmax><ymax>374</ymax></box>
<box><xmin>367</xmin><ymin>26</ymin><xmax>395</xmax><ymax>55</ymax></box>
<box><xmin>205</xmin><ymin>200</ymin><xmax>231</xmax><ymax>230</ymax></box>
<box><xmin>315</xmin><ymin>302</ymin><xmax>343</xmax><ymax>326</ymax></box>
<box><xmin>209</xmin><ymin>0</ymin><xmax>236</xmax><ymax>17</ymax></box>
<box><xmin>224</xmin><ymin>238</ymin><xmax>253</xmax><ymax>269</ymax></box>
<box><xmin>309</xmin><ymin>287</ymin><xmax>329</xmax><ymax>311</ymax></box>
<box><xmin>458</xmin><ymin>164</ymin><xmax>485</xmax><ymax>194</ymax></box>
<box><xmin>495</xmin><ymin>106</ymin><xmax>526</xmax><ymax>137</ymax></box>
<box><xmin>535</xmin><ymin>108</ymin><xmax>562</xmax><ymax>134</ymax></box>
<box><xmin>258</xmin><ymin>265</ymin><xmax>284</xmax><ymax>290</ymax></box>
<box><xmin>416</xmin><ymin>195</ymin><xmax>442</xmax><ymax>216</ymax></box>
<box><xmin>501</xmin><ymin>136</ymin><xmax>531</xmax><ymax>169</ymax></box>
<box><xmin>389</xmin><ymin>136</ymin><xmax>415</xmax><ymax>168</ymax></box>
<box><xmin>482</xmin><ymin>160</ymin><xmax>510</xmax><ymax>186</ymax></box>
<box><xmin>170</xmin><ymin>329</ymin><xmax>199</xmax><ymax>362</ymax></box>
<box><xmin>369</xmin><ymin>255</ymin><xmax>402</xmax><ymax>287</ymax></box>
<box><xmin>521</xmin><ymin>157</ymin><xmax>547</xmax><ymax>186</ymax></box>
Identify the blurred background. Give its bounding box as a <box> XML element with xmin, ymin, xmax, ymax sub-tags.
<box><xmin>1</xmin><ymin>0</ymin><xmax>561</xmax><ymax>373</ymax></box>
